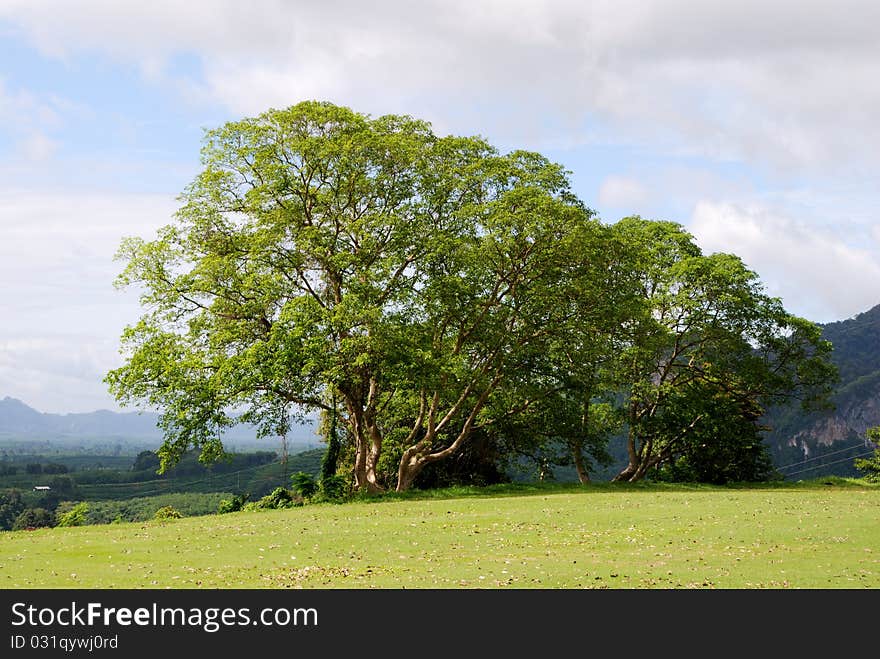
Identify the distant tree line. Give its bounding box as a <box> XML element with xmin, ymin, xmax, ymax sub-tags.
<box><xmin>0</xmin><ymin>448</ymin><xmax>289</xmax><ymax>532</ymax></box>
<box><xmin>0</xmin><ymin>489</ymin><xmax>231</xmax><ymax>531</ymax></box>
<box><xmin>0</xmin><ymin>462</ymin><xmax>70</xmax><ymax>476</ymax></box>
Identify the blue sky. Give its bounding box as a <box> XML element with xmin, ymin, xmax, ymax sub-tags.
<box><xmin>1</xmin><ymin>1</ymin><xmax>878</xmax><ymax>413</ymax></box>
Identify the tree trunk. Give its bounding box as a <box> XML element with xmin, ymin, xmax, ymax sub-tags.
<box><xmin>570</xmin><ymin>441</ymin><xmax>590</xmax><ymax>483</ymax></box>
<box><xmin>396</xmin><ymin>459</ymin><xmax>423</xmax><ymax>492</ymax></box>
<box><xmin>395</xmin><ymin>379</ymin><xmax>496</xmax><ymax>491</ymax></box>
<box><xmin>364</xmin><ymin>423</ymin><xmax>383</xmax><ymax>491</ymax></box>
<box><xmin>353</xmin><ymin>436</ymin><xmax>369</xmax><ymax>490</ymax></box>
<box><xmin>396</xmin><ymin>434</ymin><xmax>434</xmax><ymax>492</ymax></box>
<box><xmin>347</xmin><ymin>402</ymin><xmax>383</xmax><ymax>493</ymax></box>
<box><xmin>613</xmin><ymin>424</ymin><xmax>641</xmax><ymax>482</ymax></box>
<box><xmin>573</xmin><ymin>389</ymin><xmax>591</xmax><ymax>483</ymax></box>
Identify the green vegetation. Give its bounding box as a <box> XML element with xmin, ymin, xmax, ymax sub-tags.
<box><xmin>1</xmin><ymin>481</ymin><xmax>877</xmax><ymax>588</ymax></box>
<box><xmin>85</xmin><ymin>492</ymin><xmax>231</xmax><ymax>524</ymax></box>
<box><xmin>0</xmin><ymin>448</ymin><xmax>326</xmax><ymax>531</ymax></box>
<box><xmin>55</xmin><ymin>502</ymin><xmax>89</xmax><ymax>527</ymax></box>
<box><xmin>106</xmin><ymin>100</ymin><xmax>835</xmax><ymax>495</ymax></box>
<box><xmin>820</xmin><ymin>305</ymin><xmax>880</xmax><ymax>388</ymax></box>
<box><xmin>854</xmin><ymin>426</ymin><xmax>880</xmax><ymax>481</ymax></box>
<box><xmin>152</xmin><ymin>505</ymin><xmax>183</xmax><ymax>521</ymax></box>
<box><xmin>763</xmin><ymin>303</ymin><xmax>880</xmax><ymax>478</ymax></box>
<box><xmin>0</xmin><ymin>103</ymin><xmax>861</xmax><ymax>596</ymax></box>
<box><xmin>290</xmin><ymin>471</ymin><xmax>318</xmax><ymax>501</ymax></box>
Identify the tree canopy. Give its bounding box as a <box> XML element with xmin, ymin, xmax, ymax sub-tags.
<box><xmin>106</xmin><ymin>101</ymin><xmax>836</xmax><ymax>491</ymax></box>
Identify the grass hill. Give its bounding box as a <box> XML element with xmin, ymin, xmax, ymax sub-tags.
<box><xmin>1</xmin><ymin>480</ymin><xmax>877</xmax><ymax>589</ymax></box>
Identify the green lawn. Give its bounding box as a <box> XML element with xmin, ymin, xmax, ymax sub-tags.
<box><xmin>2</xmin><ymin>481</ymin><xmax>878</xmax><ymax>589</ymax></box>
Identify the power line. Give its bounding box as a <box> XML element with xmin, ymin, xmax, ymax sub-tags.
<box><xmin>776</xmin><ymin>439</ymin><xmax>873</xmax><ymax>471</ymax></box>
<box><xmin>77</xmin><ymin>459</ymin><xmax>282</xmax><ymax>488</ymax></box>
<box><xmin>781</xmin><ymin>450</ymin><xmax>875</xmax><ymax>478</ymax></box>
<box><xmin>75</xmin><ymin>459</ymin><xmax>285</xmax><ymax>498</ymax></box>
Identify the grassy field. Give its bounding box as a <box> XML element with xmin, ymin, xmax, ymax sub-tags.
<box><xmin>1</xmin><ymin>480</ymin><xmax>878</xmax><ymax>589</ymax></box>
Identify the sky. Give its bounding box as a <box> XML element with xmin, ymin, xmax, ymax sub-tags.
<box><xmin>0</xmin><ymin>0</ymin><xmax>878</xmax><ymax>414</ymax></box>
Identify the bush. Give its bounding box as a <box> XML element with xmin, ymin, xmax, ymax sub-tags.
<box><xmin>153</xmin><ymin>505</ymin><xmax>183</xmax><ymax>521</ymax></box>
<box><xmin>247</xmin><ymin>487</ymin><xmax>301</xmax><ymax>511</ymax></box>
<box><xmin>12</xmin><ymin>507</ymin><xmax>54</xmax><ymax>530</ymax></box>
<box><xmin>290</xmin><ymin>472</ymin><xmax>318</xmax><ymax>500</ymax></box>
<box><xmin>319</xmin><ymin>474</ymin><xmax>350</xmax><ymax>502</ymax></box>
<box><xmin>218</xmin><ymin>493</ymin><xmax>250</xmax><ymax>514</ymax></box>
<box><xmin>56</xmin><ymin>502</ymin><xmax>89</xmax><ymax>527</ymax></box>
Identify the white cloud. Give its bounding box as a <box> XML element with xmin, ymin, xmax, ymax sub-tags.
<box><xmin>689</xmin><ymin>201</ymin><xmax>880</xmax><ymax>323</ymax></box>
<box><xmin>18</xmin><ymin>132</ymin><xmax>58</xmax><ymax>161</ymax></box>
<box><xmin>2</xmin><ymin>1</ymin><xmax>879</xmax><ymax>171</ymax></box>
<box><xmin>0</xmin><ymin>191</ymin><xmax>177</xmax><ymax>412</ymax></box>
<box><xmin>0</xmin><ymin>336</ymin><xmax>121</xmax><ymax>411</ymax></box>
<box><xmin>597</xmin><ymin>176</ymin><xmax>648</xmax><ymax>210</ymax></box>
<box><xmin>2</xmin><ymin>0</ymin><xmax>879</xmax><ymax>410</ymax></box>
<box><xmin>0</xmin><ymin>78</ymin><xmax>67</xmax><ymax>158</ymax></box>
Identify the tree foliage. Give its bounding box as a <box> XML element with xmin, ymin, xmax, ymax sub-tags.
<box><xmin>0</xmin><ymin>489</ymin><xmax>25</xmax><ymax>531</ymax></box>
<box><xmin>107</xmin><ymin>102</ymin><xmax>837</xmax><ymax>490</ymax></box>
<box><xmin>56</xmin><ymin>502</ymin><xmax>89</xmax><ymax>527</ymax></box>
<box><xmin>608</xmin><ymin>218</ymin><xmax>835</xmax><ymax>482</ymax></box>
<box><xmin>854</xmin><ymin>426</ymin><xmax>880</xmax><ymax>481</ymax></box>
<box><xmin>132</xmin><ymin>450</ymin><xmax>161</xmax><ymax>472</ymax></box>
<box><xmin>290</xmin><ymin>471</ymin><xmax>318</xmax><ymax>500</ymax></box>
<box><xmin>12</xmin><ymin>507</ymin><xmax>54</xmax><ymax>531</ymax></box>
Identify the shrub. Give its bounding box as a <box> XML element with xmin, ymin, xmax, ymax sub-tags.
<box><xmin>290</xmin><ymin>472</ymin><xmax>318</xmax><ymax>500</ymax></box>
<box><xmin>56</xmin><ymin>502</ymin><xmax>89</xmax><ymax>527</ymax></box>
<box><xmin>218</xmin><ymin>493</ymin><xmax>250</xmax><ymax>514</ymax></box>
<box><xmin>86</xmin><ymin>493</ymin><xmax>230</xmax><ymax>524</ymax></box>
<box><xmin>12</xmin><ymin>507</ymin><xmax>54</xmax><ymax>530</ymax></box>
<box><xmin>250</xmin><ymin>487</ymin><xmax>300</xmax><ymax>510</ymax></box>
<box><xmin>319</xmin><ymin>474</ymin><xmax>350</xmax><ymax>502</ymax></box>
<box><xmin>153</xmin><ymin>505</ymin><xmax>183</xmax><ymax>521</ymax></box>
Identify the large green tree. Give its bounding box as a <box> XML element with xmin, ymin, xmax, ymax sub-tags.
<box><xmin>106</xmin><ymin>101</ymin><xmax>609</xmax><ymax>492</ymax></box>
<box><xmin>609</xmin><ymin>217</ymin><xmax>836</xmax><ymax>482</ymax></box>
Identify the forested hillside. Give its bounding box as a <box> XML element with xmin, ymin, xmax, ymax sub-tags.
<box><xmin>765</xmin><ymin>303</ymin><xmax>880</xmax><ymax>478</ymax></box>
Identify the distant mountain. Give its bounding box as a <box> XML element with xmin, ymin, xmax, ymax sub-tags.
<box><xmin>765</xmin><ymin>303</ymin><xmax>880</xmax><ymax>478</ymax></box>
<box><xmin>0</xmin><ymin>397</ymin><xmax>164</xmax><ymax>437</ymax></box>
<box><xmin>0</xmin><ymin>397</ymin><xmax>321</xmax><ymax>452</ymax></box>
